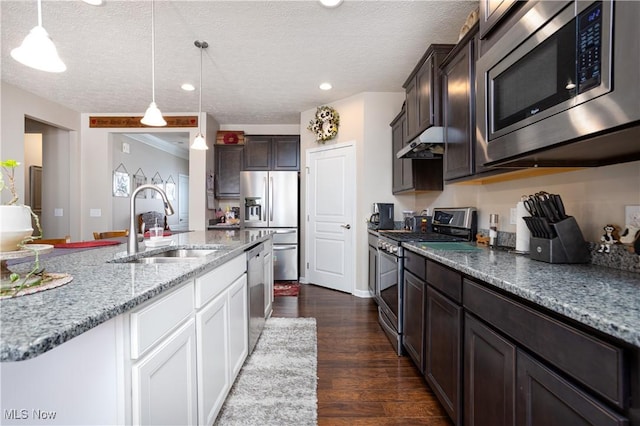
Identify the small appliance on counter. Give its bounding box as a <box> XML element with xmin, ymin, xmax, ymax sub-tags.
<box><xmin>370</xmin><ymin>203</ymin><xmax>394</xmax><ymax>230</ymax></box>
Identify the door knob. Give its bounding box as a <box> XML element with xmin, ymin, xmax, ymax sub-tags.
<box><xmin>341</xmin><ymin>224</ymin><xmax>351</xmax><ymax>229</ymax></box>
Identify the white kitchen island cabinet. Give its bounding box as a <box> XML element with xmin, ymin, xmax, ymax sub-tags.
<box><xmin>195</xmin><ymin>254</ymin><xmax>248</xmax><ymax>425</ymax></box>
<box><xmin>0</xmin><ymin>250</ymin><xmax>250</xmax><ymax>426</ymax></box>
<box><xmin>132</xmin><ymin>318</ymin><xmax>198</xmax><ymax>426</ymax></box>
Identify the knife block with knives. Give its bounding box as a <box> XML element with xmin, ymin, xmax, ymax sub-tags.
<box><xmin>522</xmin><ymin>192</ymin><xmax>590</xmax><ymax>264</ymax></box>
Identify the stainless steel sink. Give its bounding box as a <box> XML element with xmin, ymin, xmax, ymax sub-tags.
<box><xmin>122</xmin><ymin>249</ymin><xmax>220</xmax><ymax>264</ymax></box>
<box><xmin>133</xmin><ymin>257</ymin><xmax>200</xmax><ymax>264</ymax></box>
<box><xmin>150</xmin><ymin>249</ymin><xmax>219</xmax><ymax>258</ymax></box>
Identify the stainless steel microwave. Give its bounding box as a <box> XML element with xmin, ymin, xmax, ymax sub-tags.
<box><xmin>477</xmin><ymin>0</ymin><xmax>640</xmax><ymax>167</ymax></box>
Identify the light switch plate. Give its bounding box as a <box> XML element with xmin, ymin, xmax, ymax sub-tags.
<box><xmin>89</xmin><ymin>208</ymin><xmax>101</xmax><ymax>217</ymax></box>
<box><xmin>54</xmin><ymin>208</ymin><xmax>63</xmax><ymax>217</ymax></box>
<box><xmin>122</xmin><ymin>142</ymin><xmax>130</xmax><ymax>154</ymax></box>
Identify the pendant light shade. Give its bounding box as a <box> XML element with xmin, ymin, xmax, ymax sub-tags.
<box><xmin>141</xmin><ymin>102</ymin><xmax>166</xmax><ymax>127</ymax></box>
<box><xmin>191</xmin><ymin>40</ymin><xmax>209</xmax><ymax>150</ymax></box>
<box><xmin>191</xmin><ymin>132</ymin><xmax>208</xmax><ymax>150</ymax></box>
<box><xmin>11</xmin><ymin>0</ymin><xmax>66</xmax><ymax>73</ymax></box>
<box><xmin>141</xmin><ymin>0</ymin><xmax>166</xmax><ymax>127</ymax></box>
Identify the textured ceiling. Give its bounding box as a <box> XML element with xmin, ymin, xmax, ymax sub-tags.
<box><xmin>1</xmin><ymin>0</ymin><xmax>478</xmax><ymax>125</ymax></box>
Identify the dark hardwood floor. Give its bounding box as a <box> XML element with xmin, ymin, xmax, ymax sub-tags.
<box><xmin>272</xmin><ymin>284</ymin><xmax>453</xmax><ymax>426</ymax></box>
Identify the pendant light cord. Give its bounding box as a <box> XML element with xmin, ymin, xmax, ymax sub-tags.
<box><xmin>37</xmin><ymin>0</ymin><xmax>43</xmax><ymax>27</ymax></box>
<box><xmin>198</xmin><ymin>43</ymin><xmax>203</xmax><ymax>133</ymax></box>
<box><xmin>151</xmin><ymin>0</ymin><xmax>156</xmax><ymax>103</ymax></box>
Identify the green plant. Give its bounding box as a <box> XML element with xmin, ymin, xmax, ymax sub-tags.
<box><xmin>0</xmin><ymin>159</ymin><xmax>20</xmax><ymax>205</ymax></box>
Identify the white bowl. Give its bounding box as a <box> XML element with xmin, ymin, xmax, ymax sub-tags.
<box><xmin>0</xmin><ymin>228</ymin><xmax>34</xmax><ymax>252</ymax></box>
<box><xmin>0</xmin><ymin>205</ymin><xmax>34</xmax><ymax>252</ymax></box>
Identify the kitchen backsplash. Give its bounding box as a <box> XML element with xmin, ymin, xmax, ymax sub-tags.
<box><xmin>478</xmin><ymin>229</ymin><xmax>639</xmax><ymax>274</ymax></box>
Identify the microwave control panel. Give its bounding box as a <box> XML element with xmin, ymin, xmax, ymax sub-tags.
<box><xmin>578</xmin><ymin>1</ymin><xmax>603</xmax><ymax>93</ymax></box>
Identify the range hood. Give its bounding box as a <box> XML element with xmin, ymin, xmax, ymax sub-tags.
<box><xmin>396</xmin><ymin>126</ymin><xmax>444</xmax><ymax>159</ymax></box>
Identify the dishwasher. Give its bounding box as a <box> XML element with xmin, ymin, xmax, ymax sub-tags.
<box><xmin>246</xmin><ymin>243</ymin><xmax>265</xmax><ymax>354</ymax></box>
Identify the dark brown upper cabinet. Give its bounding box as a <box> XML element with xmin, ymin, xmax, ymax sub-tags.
<box><xmin>243</xmin><ymin>135</ymin><xmax>300</xmax><ymax>171</ymax></box>
<box><xmin>478</xmin><ymin>0</ymin><xmax>521</xmax><ymax>39</ymax></box>
<box><xmin>214</xmin><ymin>144</ymin><xmax>244</xmax><ymax>199</ymax></box>
<box><xmin>403</xmin><ymin>44</ymin><xmax>453</xmax><ymax>142</ymax></box>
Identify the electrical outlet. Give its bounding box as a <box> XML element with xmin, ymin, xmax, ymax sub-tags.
<box><xmin>122</xmin><ymin>142</ymin><xmax>130</xmax><ymax>154</ymax></box>
<box><xmin>510</xmin><ymin>208</ymin><xmax>517</xmax><ymax>225</ymax></box>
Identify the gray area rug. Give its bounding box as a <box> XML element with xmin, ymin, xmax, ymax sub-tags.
<box><xmin>214</xmin><ymin>317</ymin><xmax>318</xmax><ymax>426</ymax></box>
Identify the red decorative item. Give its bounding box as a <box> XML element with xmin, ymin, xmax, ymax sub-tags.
<box><xmin>223</xmin><ymin>133</ymin><xmax>239</xmax><ymax>144</ymax></box>
<box><xmin>216</xmin><ymin>131</ymin><xmax>244</xmax><ymax>145</ymax></box>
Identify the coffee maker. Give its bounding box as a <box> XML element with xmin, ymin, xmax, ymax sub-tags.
<box><xmin>370</xmin><ymin>203</ymin><xmax>394</xmax><ymax>230</ymax></box>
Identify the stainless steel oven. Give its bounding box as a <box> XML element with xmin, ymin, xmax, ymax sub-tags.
<box><xmin>377</xmin><ymin>237</ymin><xmax>403</xmax><ymax>354</ymax></box>
<box><xmin>375</xmin><ymin>207</ymin><xmax>476</xmax><ymax>356</ymax></box>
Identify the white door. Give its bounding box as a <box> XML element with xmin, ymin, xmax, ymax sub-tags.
<box><xmin>306</xmin><ymin>142</ymin><xmax>356</xmax><ymax>293</ymax></box>
<box><xmin>178</xmin><ymin>174</ymin><xmax>189</xmax><ymax>230</ymax></box>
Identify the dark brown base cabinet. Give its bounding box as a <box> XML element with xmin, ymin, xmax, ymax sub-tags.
<box><xmin>426</xmin><ymin>286</ymin><xmax>462</xmax><ymax>424</ymax></box>
<box><xmin>516</xmin><ymin>350</ymin><xmax>628</xmax><ymax>426</ymax></box>
<box><xmin>398</xmin><ymin>249</ymin><xmax>636</xmax><ymax>426</ymax></box>
<box><xmin>403</xmin><ymin>269</ymin><xmax>426</xmax><ymax>373</ymax></box>
<box><xmin>464</xmin><ymin>313</ymin><xmax>516</xmax><ymax>426</ymax></box>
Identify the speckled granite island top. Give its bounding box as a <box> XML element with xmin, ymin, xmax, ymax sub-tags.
<box><xmin>0</xmin><ymin>230</ymin><xmax>272</xmax><ymax>362</ymax></box>
<box><xmin>403</xmin><ymin>242</ymin><xmax>640</xmax><ymax>348</ymax></box>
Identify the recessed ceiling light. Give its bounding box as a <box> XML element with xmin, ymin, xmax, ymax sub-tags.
<box><xmin>181</xmin><ymin>83</ymin><xmax>195</xmax><ymax>91</ymax></box>
<box><xmin>82</xmin><ymin>0</ymin><xmax>104</xmax><ymax>6</ymax></box>
<box><xmin>319</xmin><ymin>0</ymin><xmax>343</xmax><ymax>8</ymax></box>
<box><xmin>319</xmin><ymin>82</ymin><xmax>332</xmax><ymax>91</ymax></box>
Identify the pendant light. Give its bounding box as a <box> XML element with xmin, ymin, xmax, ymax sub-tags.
<box><xmin>191</xmin><ymin>40</ymin><xmax>209</xmax><ymax>150</ymax></box>
<box><xmin>141</xmin><ymin>0</ymin><xmax>166</xmax><ymax>127</ymax></box>
<box><xmin>11</xmin><ymin>0</ymin><xmax>66</xmax><ymax>73</ymax></box>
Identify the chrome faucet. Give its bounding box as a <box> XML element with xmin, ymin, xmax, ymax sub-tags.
<box><xmin>128</xmin><ymin>184</ymin><xmax>175</xmax><ymax>255</ymax></box>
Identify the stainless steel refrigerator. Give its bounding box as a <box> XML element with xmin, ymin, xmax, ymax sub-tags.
<box><xmin>240</xmin><ymin>171</ymin><xmax>298</xmax><ymax>281</ymax></box>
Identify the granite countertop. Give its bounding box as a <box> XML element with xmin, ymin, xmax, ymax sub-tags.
<box><xmin>0</xmin><ymin>230</ymin><xmax>272</xmax><ymax>362</ymax></box>
<box><xmin>402</xmin><ymin>242</ymin><xmax>640</xmax><ymax>349</ymax></box>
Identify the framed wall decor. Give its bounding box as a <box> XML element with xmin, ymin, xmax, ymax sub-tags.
<box><xmin>165</xmin><ymin>175</ymin><xmax>176</xmax><ymax>200</ymax></box>
<box><xmin>133</xmin><ymin>168</ymin><xmax>148</xmax><ymax>199</ymax></box>
<box><xmin>113</xmin><ymin>163</ymin><xmax>130</xmax><ymax>197</ymax></box>
<box><xmin>151</xmin><ymin>172</ymin><xmax>163</xmax><ymax>199</ymax></box>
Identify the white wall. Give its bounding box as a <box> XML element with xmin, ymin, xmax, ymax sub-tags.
<box><xmin>1</xmin><ymin>82</ymin><xmax>81</xmax><ymax>240</ymax></box>
<box><xmin>219</xmin><ymin>124</ymin><xmax>299</xmax><ymax>135</ymax></box>
<box><xmin>111</xmin><ymin>134</ymin><xmax>189</xmax><ymax>231</ymax></box>
<box><xmin>414</xmin><ymin>161</ymin><xmax>640</xmax><ymax>242</ymax></box>
<box><xmin>80</xmin><ymin>113</ymin><xmax>216</xmax><ymax>240</ymax></box>
<box><xmin>300</xmin><ymin>92</ymin><xmax>406</xmax><ymax>295</ymax></box>
<box><xmin>1</xmin><ymin>83</ymin><xmax>215</xmax><ymax>241</ymax></box>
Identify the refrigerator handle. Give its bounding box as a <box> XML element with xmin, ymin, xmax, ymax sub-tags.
<box><xmin>262</xmin><ymin>176</ymin><xmax>267</xmax><ymax>222</ymax></box>
<box><xmin>269</xmin><ymin>176</ymin><xmax>274</xmax><ymax>222</ymax></box>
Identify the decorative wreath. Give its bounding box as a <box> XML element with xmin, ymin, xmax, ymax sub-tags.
<box><xmin>307</xmin><ymin>106</ymin><xmax>340</xmax><ymax>143</ymax></box>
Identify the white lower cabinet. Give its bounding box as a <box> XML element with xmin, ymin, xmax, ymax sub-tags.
<box><xmin>196</xmin><ymin>288</ymin><xmax>230</xmax><ymax>425</ymax></box>
<box><xmin>129</xmin><ymin>252</ymin><xmax>249</xmax><ymax>426</ymax></box>
<box><xmin>228</xmin><ymin>275</ymin><xmax>248</xmax><ymax>379</ymax></box>
<box><xmin>131</xmin><ymin>318</ymin><xmax>198</xmax><ymax>426</ymax></box>
<box><xmin>194</xmin><ymin>254</ymin><xmax>248</xmax><ymax>425</ymax></box>
<box><xmin>0</xmin><ymin>250</ymin><xmax>254</xmax><ymax>426</ymax></box>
